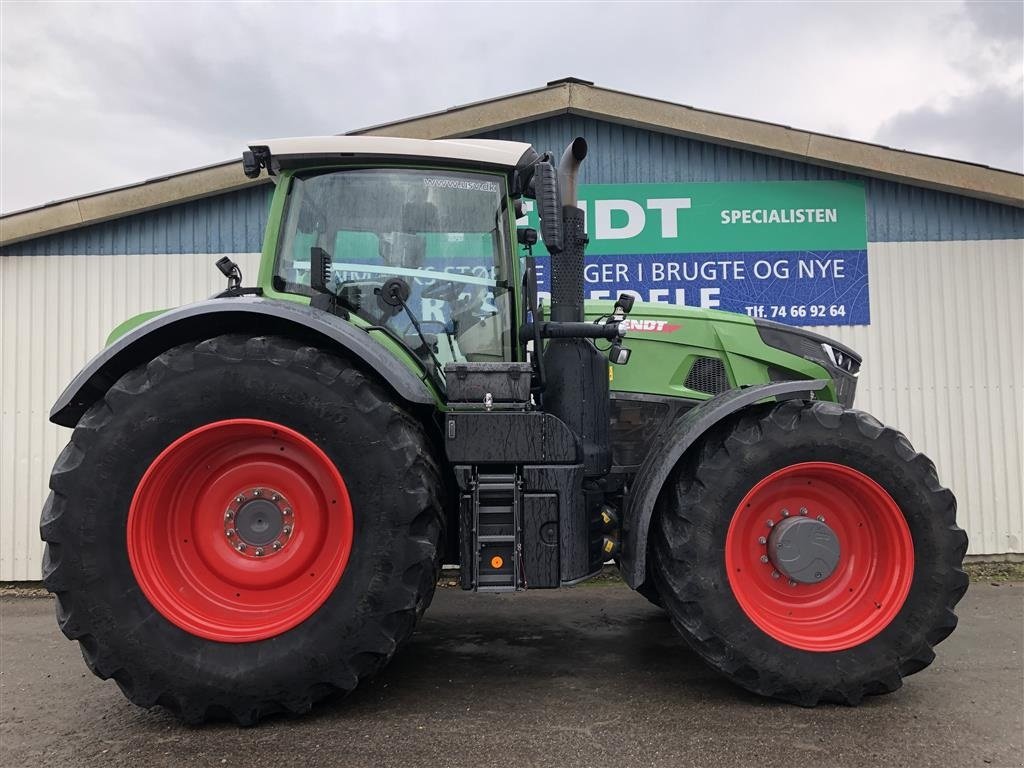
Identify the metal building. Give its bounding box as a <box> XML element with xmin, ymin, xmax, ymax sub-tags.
<box><xmin>2</xmin><ymin>78</ymin><xmax>1022</xmax><ymax>580</ymax></box>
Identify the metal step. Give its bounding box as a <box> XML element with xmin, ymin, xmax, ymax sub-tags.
<box><xmin>472</xmin><ymin>469</ymin><xmax>522</xmax><ymax>592</ymax></box>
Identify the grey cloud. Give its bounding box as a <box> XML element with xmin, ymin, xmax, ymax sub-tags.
<box><xmin>964</xmin><ymin>0</ymin><xmax>1024</xmax><ymax>41</ymax></box>
<box><xmin>2</xmin><ymin>1</ymin><xmax>1021</xmax><ymax>213</ymax></box>
<box><xmin>874</xmin><ymin>84</ymin><xmax>1024</xmax><ymax>172</ymax></box>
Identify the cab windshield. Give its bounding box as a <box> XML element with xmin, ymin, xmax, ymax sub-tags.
<box><xmin>276</xmin><ymin>167</ymin><xmax>513</xmax><ymax>366</ymax></box>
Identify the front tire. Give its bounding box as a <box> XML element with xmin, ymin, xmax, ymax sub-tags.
<box><xmin>41</xmin><ymin>335</ymin><xmax>444</xmax><ymax>724</ymax></box>
<box><xmin>651</xmin><ymin>400</ymin><xmax>968</xmax><ymax>706</ymax></box>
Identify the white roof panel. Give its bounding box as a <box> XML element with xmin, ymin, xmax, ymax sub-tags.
<box><xmin>248</xmin><ymin>136</ymin><xmax>533</xmax><ymax>169</ymax></box>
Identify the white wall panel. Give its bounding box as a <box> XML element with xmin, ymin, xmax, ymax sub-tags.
<box><xmin>1</xmin><ymin>241</ymin><xmax>1022</xmax><ymax>579</ymax></box>
<box><xmin>0</xmin><ymin>252</ymin><xmax>261</xmax><ymax>580</ymax></box>
<box><xmin>809</xmin><ymin>239</ymin><xmax>1023</xmax><ymax>556</ymax></box>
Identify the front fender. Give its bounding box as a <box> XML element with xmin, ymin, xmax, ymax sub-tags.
<box><xmin>619</xmin><ymin>379</ymin><xmax>828</xmax><ymax>589</ymax></box>
<box><xmin>50</xmin><ymin>297</ymin><xmax>436</xmax><ymax>428</ymax></box>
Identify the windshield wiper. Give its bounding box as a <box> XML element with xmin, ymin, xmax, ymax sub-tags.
<box><xmin>376</xmin><ymin>277</ymin><xmax>446</xmax><ymax>385</ymax></box>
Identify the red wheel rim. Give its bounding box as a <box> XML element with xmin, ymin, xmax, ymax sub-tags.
<box><xmin>725</xmin><ymin>461</ymin><xmax>913</xmax><ymax>652</ymax></box>
<box><xmin>127</xmin><ymin>419</ymin><xmax>353</xmax><ymax>643</ymax></box>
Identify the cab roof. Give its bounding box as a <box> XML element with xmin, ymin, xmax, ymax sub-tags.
<box><xmin>247</xmin><ymin>136</ymin><xmax>534</xmax><ymax>173</ymax></box>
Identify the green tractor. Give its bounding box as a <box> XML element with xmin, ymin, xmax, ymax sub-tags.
<box><xmin>42</xmin><ymin>135</ymin><xmax>968</xmax><ymax>724</ymax></box>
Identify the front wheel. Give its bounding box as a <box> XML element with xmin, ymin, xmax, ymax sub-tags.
<box><xmin>651</xmin><ymin>401</ymin><xmax>968</xmax><ymax>706</ymax></box>
<box><xmin>41</xmin><ymin>335</ymin><xmax>444</xmax><ymax>724</ymax></box>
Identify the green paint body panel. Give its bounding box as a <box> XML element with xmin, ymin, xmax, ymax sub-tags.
<box><xmin>106</xmin><ymin>310</ymin><xmax>169</xmax><ymax>344</ymax></box>
<box><xmin>584</xmin><ymin>300</ymin><xmax>836</xmax><ymax>403</ymax></box>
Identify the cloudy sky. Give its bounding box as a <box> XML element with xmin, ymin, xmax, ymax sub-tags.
<box><xmin>1</xmin><ymin>1</ymin><xmax>1021</xmax><ymax>214</ymax></box>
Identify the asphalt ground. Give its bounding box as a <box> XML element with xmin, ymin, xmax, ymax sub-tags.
<box><xmin>1</xmin><ymin>581</ymin><xmax>1021</xmax><ymax>768</ymax></box>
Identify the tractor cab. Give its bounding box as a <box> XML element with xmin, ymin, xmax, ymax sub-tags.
<box><xmin>246</xmin><ymin>137</ymin><xmax>535</xmax><ymax>379</ymax></box>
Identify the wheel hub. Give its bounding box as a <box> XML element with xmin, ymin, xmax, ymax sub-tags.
<box><xmin>725</xmin><ymin>461</ymin><xmax>915</xmax><ymax>652</ymax></box>
<box><xmin>767</xmin><ymin>515</ymin><xmax>840</xmax><ymax>583</ymax></box>
<box><xmin>224</xmin><ymin>487</ymin><xmax>293</xmax><ymax>557</ymax></box>
<box><xmin>128</xmin><ymin>419</ymin><xmax>352</xmax><ymax>642</ymax></box>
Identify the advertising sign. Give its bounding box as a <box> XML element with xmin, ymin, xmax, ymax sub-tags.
<box><xmin>519</xmin><ymin>180</ymin><xmax>869</xmax><ymax>326</ymax></box>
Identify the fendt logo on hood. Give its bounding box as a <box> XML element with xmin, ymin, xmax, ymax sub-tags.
<box><xmin>621</xmin><ymin>319</ymin><xmax>681</xmax><ymax>333</ymax></box>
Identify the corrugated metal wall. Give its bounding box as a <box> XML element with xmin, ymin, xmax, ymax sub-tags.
<box><xmin>2</xmin><ymin>185</ymin><xmax>273</xmax><ymax>256</ymax></box>
<box><xmin>819</xmin><ymin>239</ymin><xmax>1023</xmax><ymax>555</ymax></box>
<box><xmin>2</xmin><ymin>114</ymin><xmax>1023</xmax><ymax>579</ymax></box>
<box><xmin>0</xmin><ymin>251</ymin><xmax>262</xmax><ymax>580</ymax></box>
<box><xmin>1</xmin><ymin>239</ymin><xmax>1020</xmax><ymax>579</ymax></box>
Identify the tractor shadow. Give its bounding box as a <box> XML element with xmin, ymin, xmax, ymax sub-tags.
<box><xmin>325</xmin><ymin>587</ymin><xmax>769</xmax><ymax>718</ymax></box>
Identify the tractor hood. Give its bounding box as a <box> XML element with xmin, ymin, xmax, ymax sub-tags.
<box><xmin>583</xmin><ymin>300</ymin><xmax>861</xmax><ymax>407</ymax></box>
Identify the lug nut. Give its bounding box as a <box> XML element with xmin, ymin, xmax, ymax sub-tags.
<box><xmin>817</xmin><ymin>515</ymin><xmax>826</xmax><ymax>522</ymax></box>
<box><xmin>271</xmin><ymin>494</ymin><xmax>279</xmax><ymax>502</ymax></box>
<box><xmin>236</xmin><ymin>543</ymin><xmax>247</xmax><ymax>552</ymax></box>
<box><xmin>766</xmin><ymin>520</ymin><xmax>775</xmax><ymax>528</ymax></box>
<box><xmin>760</xmin><ymin>555</ymin><xmax>769</xmax><ymax>564</ymax></box>
<box><xmin>272</xmin><ymin>541</ymin><xmax>282</xmax><ymax>551</ymax></box>
<box><xmin>781</xmin><ymin>509</ymin><xmax>790</xmax><ymax>517</ymax></box>
<box><xmin>224</xmin><ymin>511</ymin><xmax>234</xmax><ymax>521</ymax></box>
<box><xmin>226</xmin><ymin>529</ymin><xmax>235</xmax><ymax>538</ymax></box>
<box><xmin>282</xmin><ymin>508</ymin><xmax>292</xmax><ymax>517</ymax></box>
<box><xmin>235</xmin><ymin>495</ymin><xmax>244</xmax><ymax>503</ymax></box>
<box><xmin>757</xmin><ymin>536</ymin><xmax>767</xmax><ymax>545</ymax></box>
<box><xmin>788</xmin><ymin>579</ymin><xmax>797</xmax><ymax>587</ymax></box>
<box><xmin>255</xmin><ymin>548</ymin><xmax>264</xmax><ymax>557</ymax></box>
<box><xmin>282</xmin><ymin>525</ymin><xmax>292</xmax><ymax>536</ymax></box>
<box><xmin>799</xmin><ymin>507</ymin><xmax>808</xmax><ymax>516</ymax></box>
<box><xmin>253</xmin><ymin>489</ymin><xmax>262</xmax><ymax>497</ymax></box>
<box><xmin>771</xmin><ymin>570</ymin><xmax>781</xmax><ymax>579</ymax></box>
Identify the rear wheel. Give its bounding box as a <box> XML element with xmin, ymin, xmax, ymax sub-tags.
<box><xmin>41</xmin><ymin>335</ymin><xmax>444</xmax><ymax>723</ymax></box>
<box><xmin>651</xmin><ymin>400</ymin><xmax>968</xmax><ymax>706</ymax></box>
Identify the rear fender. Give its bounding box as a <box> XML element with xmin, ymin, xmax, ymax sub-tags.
<box><xmin>50</xmin><ymin>297</ymin><xmax>435</xmax><ymax>428</ymax></box>
<box><xmin>619</xmin><ymin>379</ymin><xmax>828</xmax><ymax>589</ymax></box>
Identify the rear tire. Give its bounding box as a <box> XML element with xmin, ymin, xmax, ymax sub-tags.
<box><xmin>41</xmin><ymin>335</ymin><xmax>444</xmax><ymax>724</ymax></box>
<box><xmin>650</xmin><ymin>400</ymin><xmax>968</xmax><ymax>706</ymax></box>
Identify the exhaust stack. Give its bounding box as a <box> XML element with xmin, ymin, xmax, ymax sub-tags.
<box><xmin>549</xmin><ymin>137</ymin><xmax>589</xmax><ymax>323</ymax></box>
<box><xmin>558</xmin><ymin>137</ymin><xmax>588</xmax><ymax>208</ymax></box>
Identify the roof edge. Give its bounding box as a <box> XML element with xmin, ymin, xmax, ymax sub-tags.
<box><xmin>4</xmin><ymin>80</ymin><xmax>1022</xmax><ymax>247</ymax></box>
<box><xmin>1</xmin><ymin>161</ymin><xmax>264</xmax><ymax>247</ymax></box>
<box><xmin>568</xmin><ymin>85</ymin><xmax>1024</xmax><ymax>207</ymax></box>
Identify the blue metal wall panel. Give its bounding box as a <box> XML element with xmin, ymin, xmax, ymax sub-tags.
<box><xmin>3</xmin><ymin>115</ymin><xmax>1021</xmax><ymax>256</ymax></box>
<box><xmin>1</xmin><ymin>184</ymin><xmax>273</xmax><ymax>256</ymax></box>
<box><xmin>479</xmin><ymin>115</ymin><xmax>1024</xmax><ymax>243</ymax></box>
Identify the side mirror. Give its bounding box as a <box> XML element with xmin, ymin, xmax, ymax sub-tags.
<box><xmin>533</xmin><ymin>161</ymin><xmax>563</xmax><ymax>254</ymax></box>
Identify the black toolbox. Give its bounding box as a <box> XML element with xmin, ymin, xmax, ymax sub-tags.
<box><xmin>444</xmin><ymin>362</ymin><xmax>533</xmax><ymax>405</ymax></box>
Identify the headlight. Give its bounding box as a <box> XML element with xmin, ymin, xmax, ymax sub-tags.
<box><xmin>821</xmin><ymin>343</ymin><xmax>860</xmax><ymax>376</ymax></box>
<box><xmin>754</xmin><ymin>319</ymin><xmax>862</xmax><ymax>407</ymax></box>
<box><xmin>755</xmin><ymin>319</ymin><xmax>861</xmax><ymax>373</ymax></box>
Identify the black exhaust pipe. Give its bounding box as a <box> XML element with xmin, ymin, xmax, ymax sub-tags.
<box><xmin>543</xmin><ymin>136</ymin><xmax>609</xmax><ymax>474</ymax></box>
<box><xmin>541</xmin><ymin>137</ymin><xmax>610</xmax><ymax>578</ymax></box>
<box><xmin>549</xmin><ymin>137</ymin><xmax>588</xmax><ymax>324</ymax></box>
